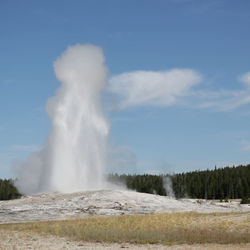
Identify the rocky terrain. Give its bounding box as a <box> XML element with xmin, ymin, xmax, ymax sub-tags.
<box><xmin>1</xmin><ymin>189</ymin><xmax>249</xmax><ymax>224</ymax></box>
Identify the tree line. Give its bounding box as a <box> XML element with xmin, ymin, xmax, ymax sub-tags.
<box><xmin>0</xmin><ymin>179</ymin><xmax>21</xmax><ymax>200</ymax></box>
<box><xmin>108</xmin><ymin>164</ymin><xmax>250</xmax><ymax>200</ymax></box>
<box><xmin>172</xmin><ymin>165</ymin><xmax>249</xmax><ymax>199</ymax></box>
<box><xmin>0</xmin><ymin>164</ymin><xmax>249</xmax><ymax>200</ymax></box>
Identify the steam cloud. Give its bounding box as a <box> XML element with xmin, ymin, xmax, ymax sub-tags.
<box><xmin>15</xmin><ymin>44</ymin><xmax>206</xmax><ymax>195</ymax></box>
<box><xmin>16</xmin><ymin>44</ymin><xmax>109</xmax><ymax>194</ymax></box>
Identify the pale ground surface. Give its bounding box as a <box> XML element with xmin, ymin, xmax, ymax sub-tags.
<box><xmin>0</xmin><ymin>190</ymin><xmax>249</xmax><ymax>249</ymax></box>
<box><xmin>0</xmin><ymin>190</ymin><xmax>249</xmax><ymax>224</ymax></box>
<box><xmin>0</xmin><ymin>229</ymin><xmax>250</xmax><ymax>250</ymax></box>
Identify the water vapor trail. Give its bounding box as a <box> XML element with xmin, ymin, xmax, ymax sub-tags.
<box><xmin>16</xmin><ymin>44</ymin><xmax>109</xmax><ymax>194</ymax></box>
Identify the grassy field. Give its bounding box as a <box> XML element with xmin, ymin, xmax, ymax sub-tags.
<box><xmin>0</xmin><ymin>212</ymin><xmax>249</xmax><ymax>245</ymax></box>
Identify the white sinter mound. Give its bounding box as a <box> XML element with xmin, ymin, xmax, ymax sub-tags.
<box><xmin>0</xmin><ymin>190</ymin><xmax>249</xmax><ymax>224</ymax></box>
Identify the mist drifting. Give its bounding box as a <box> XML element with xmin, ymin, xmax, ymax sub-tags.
<box><xmin>16</xmin><ymin>44</ymin><xmax>109</xmax><ymax>194</ymax></box>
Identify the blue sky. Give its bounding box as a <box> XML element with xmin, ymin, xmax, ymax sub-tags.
<box><xmin>1</xmin><ymin>0</ymin><xmax>250</xmax><ymax>178</ymax></box>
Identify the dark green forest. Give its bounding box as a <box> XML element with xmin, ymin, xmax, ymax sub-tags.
<box><xmin>108</xmin><ymin>164</ymin><xmax>250</xmax><ymax>200</ymax></box>
<box><xmin>172</xmin><ymin>165</ymin><xmax>250</xmax><ymax>199</ymax></box>
<box><xmin>0</xmin><ymin>179</ymin><xmax>21</xmax><ymax>200</ymax></box>
<box><xmin>0</xmin><ymin>164</ymin><xmax>249</xmax><ymax>200</ymax></box>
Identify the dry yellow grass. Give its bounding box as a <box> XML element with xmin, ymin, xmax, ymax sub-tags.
<box><xmin>0</xmin><ymin>212</ymin><xmax>249</xmax><ymax>245</ymax></box>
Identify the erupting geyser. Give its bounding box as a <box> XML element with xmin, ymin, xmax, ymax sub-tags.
<box><xmin>16</xmin><ymin>44</ymin><xmax>109</xmax><ymax>194</ymax></box>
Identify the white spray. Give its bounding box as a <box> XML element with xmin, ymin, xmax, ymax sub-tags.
<box><xmin>163</xmin><ymin>176</ymin><xmax>175</xmax><ymax>198</ymax></box>
<box><xmin>16</xmin><ymin>44</ymin><xmax>109</xmax><ymax>194</ymax></box>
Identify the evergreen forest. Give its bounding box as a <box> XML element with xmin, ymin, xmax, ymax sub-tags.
<box><xmin>0</xmin><ymin>179</ymin><xmax>21</xmax><ymax>200</ymax></box>
<box><xmin>108</xmin><ymin>164</ymin><xmax>250</xmax><ymax>200</ymax></box>
<box><xmin>0</xmin><ymin>164</ymin><xmax>249</xmax><ymax>200</ymax></box>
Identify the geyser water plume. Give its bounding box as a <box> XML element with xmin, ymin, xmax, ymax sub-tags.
<box><xmin>16</xmin><ymin>44</ymin><xmax>109</xmax><ymax>194</ymax></box>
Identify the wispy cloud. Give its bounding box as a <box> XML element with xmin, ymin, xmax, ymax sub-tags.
<box><xmin>108</xmin><ymin>70</ymin><xmax>250</xmax><ymax>112</ymax></box>
<box><xmin>239</xmin><ymin>72</ymin><xmax>250</xmax><ymax>87</ymax></box>
<box><xmin>194</xmin><ymin>71</ymin><xmax>250</xmax><ymax>111</ymax></box>
<box><xmin>108</xmin><ymin>69</ymin><xmax>202</xmax><ymax>109</ymax></box>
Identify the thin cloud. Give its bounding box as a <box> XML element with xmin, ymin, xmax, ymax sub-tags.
<box><xmin>239</xmin><ymin>72</ymin><xmax>250</xmax><ymax>87</ymax></box>
<box><xmin>108</xmin><ymin>69</ymin><xmax>202</xmax><ymax>109</ymax></box>
<box><xmin>195</xmin><ymin>71</ymin><xmax>250</xmax><ymax>111</ymax></box>
<box><xmin>108</xmin><ymin>70</ymin><xmax>250</xmax><ymax>112</ymax></box>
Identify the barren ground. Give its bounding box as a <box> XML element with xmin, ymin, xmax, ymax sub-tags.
<box><xmin>0</xmin><ymin>190</ymin><xmax>249</xmax><ymax>249</ymax></box>
<box><xmin>0</xmin><ymin>190</ymin><xmax>249</xmax><ymax>223</ymax></box>
<box><xmin>1</xmin><ymin>229</ymin><xmax>250</xmax><ymax>250</ymax></box>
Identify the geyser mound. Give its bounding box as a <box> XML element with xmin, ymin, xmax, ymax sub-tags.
<box><xmin>16</xmin><ymin>44</ymin><xmax>109</xmax><ymax>194</ymax></box>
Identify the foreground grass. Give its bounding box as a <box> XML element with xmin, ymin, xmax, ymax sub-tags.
<box><xmin>0</xmin><ymin>212</ymin><xmax>249</xmax><ymax>245</ymax></box>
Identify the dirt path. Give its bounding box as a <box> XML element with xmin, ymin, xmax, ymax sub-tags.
<box><xmin>1</xmin><ymin>229</ymin><xmax>250</xmax><ymax>250</ymax></box>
